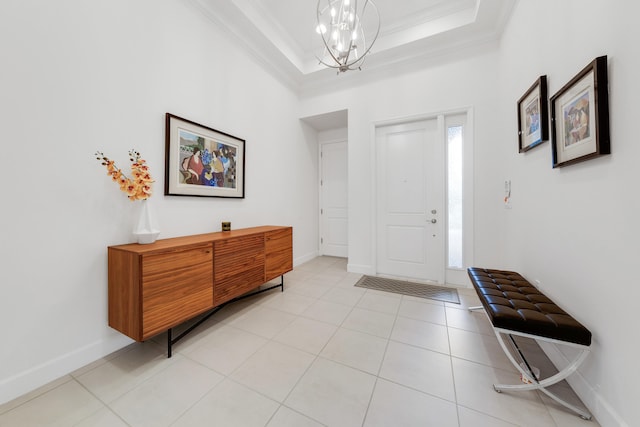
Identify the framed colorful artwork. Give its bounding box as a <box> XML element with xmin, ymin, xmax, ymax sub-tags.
<box><xmin>165</xmin><ymin>113</ymin><xmax>245</xmax><ymax>198</ymax></box>
<box><xmin>550</xmin><ymin>56</ymin><xmax>610</xmax><ymax>168</ymax></box>
<box><xmin>517</xmin><ymin>75</ymin><xmax>549</xmax><ymax>152</ymax></box>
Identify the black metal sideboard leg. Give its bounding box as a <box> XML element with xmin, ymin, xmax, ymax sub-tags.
<box><xmin>163</xmin><ymin>276</ymin><xmax>286</xmax><ymax>358</ymax></box>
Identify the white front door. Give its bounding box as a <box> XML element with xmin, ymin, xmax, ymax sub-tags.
<box><xmin>375</xmin><ymin>118</ymin><xmax>445</xmax><ymax>283</ymax></box>
<box><xmin>320</xmin><ymin>140</ymin><xmax>348</xmax><ymax>257</ymax></box>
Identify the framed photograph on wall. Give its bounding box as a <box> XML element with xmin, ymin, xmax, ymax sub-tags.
<box><xmin>165</xmin><ymin>113</ymin><xmax>245</xmax><ymax>198</ymax></box>
<box><xmin>550</xmin><ymin>56</ymin><xmax>610</xmax><ymax>168</ymax></box>
<box><xmin>518</xmin><ymin>75</ymin><xmax>549</xmax><ymax>152</ymax></box>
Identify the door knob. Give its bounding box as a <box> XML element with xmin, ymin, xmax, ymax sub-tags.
<box><xmin>430</xmin><ymin>219</ymin><xmax>437</xmax><ymax>224</ymax></box>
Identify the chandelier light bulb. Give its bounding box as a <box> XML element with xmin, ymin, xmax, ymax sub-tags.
<box><xmin>315</xmin><ymin>0</ymin><xmax>380</xmax><ymax>73</ymax></box>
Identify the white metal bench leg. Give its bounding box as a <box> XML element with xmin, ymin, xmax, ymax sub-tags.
<box><xmin>492</xmin><ymin>328</ymin><xmax>592</xmax><ymax>420</ymax></box>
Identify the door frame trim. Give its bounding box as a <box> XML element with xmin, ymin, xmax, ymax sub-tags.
<box><xmin>319</xmin><ymin>137</ymin><xmax>348</xmax><ymax>257</ymax></box>
<box><xmin>370</xmin><ymin>107</ymin><xmax>474</xmax><ymax>286</ymax></box>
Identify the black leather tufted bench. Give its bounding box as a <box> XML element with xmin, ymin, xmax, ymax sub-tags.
<box><xmin>467</xmin><ymin>267</ymin><xmax>592</xmax><ymax>420</ymax></box>
<box><xmin>467</xmin><ymin>268</ymin><xmax>591</xmax><ymax>346</ymax></box>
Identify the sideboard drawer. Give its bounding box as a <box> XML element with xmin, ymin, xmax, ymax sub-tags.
<box><xmin>213</xmin><ymin>235</ymin><xmax>265</xmax><ymax>305</ymax></box>
<box><xmin>265</xmin><ymin>227</ymin><xmax>293</xmax><ymax>281</ymax></box>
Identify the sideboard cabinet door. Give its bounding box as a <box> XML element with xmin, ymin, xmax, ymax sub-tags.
<box><xmin>141</xmin><ymin>244</ymin><xmax>213</xmax><ymax>339</ymax></box>
<box><xmin>265</xmin><ymin>227</ymin><xmax>293</xmax><ymax>282</ymax></box>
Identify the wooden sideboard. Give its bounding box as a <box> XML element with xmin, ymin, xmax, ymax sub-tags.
<box><xmin>108</xmin><ymin>226</ymin><xmax>293</xmax><ymax>349</ymax></box>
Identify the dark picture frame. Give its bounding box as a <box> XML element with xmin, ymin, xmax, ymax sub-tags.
<box><xmin>165</xmin><ymin>113</ymin><xmax>245</xmax><ymax>198</ymax></box>
<box><xmin>550</xmin><ymin>56</ymin><xmax>610</xmax><ymax>168</ymax></box>
<box><xmin>518</xmin><ymin>75</ymin><xmax>549</xmax><ymax>152</ymax></box>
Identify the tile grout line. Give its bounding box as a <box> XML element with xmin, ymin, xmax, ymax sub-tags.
<box><xmin>259</xmin><ymin>269</ymin><xmax>359</xmax><ymax>427</ymax></box>
<box><xmin>444</xmin><ymin>299</ymin><xmax>463</xmax><ymax>427</ymax></box>
<box><xmin>72</xmin><ymin>377</ymin><xmax>132</xmax><ymax>427</ymax></box>
<box><xmin>1</xmin><ymin>258</ymin><xmax>595</xmax><ymax>427</ymax></box>
<box><xmin>360</xmin><ymin>293</ymin><xmax>403</xmax><ymax>427</ymax></box>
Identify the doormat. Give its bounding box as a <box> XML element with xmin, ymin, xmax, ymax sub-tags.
<box><xmin>354</xmin><ymin>275</ymin><xmax>460</xmax><ymax>304</ymax></box>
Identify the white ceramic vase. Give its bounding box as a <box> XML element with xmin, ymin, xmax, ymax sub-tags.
<box><xmin>133</xmin><ymin>199</ymin><xmax>160</xmax><ymax>244</ymax></box>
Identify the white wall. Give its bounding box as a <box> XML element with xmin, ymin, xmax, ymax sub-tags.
<box><xmin>299</xmin><ymin>44</ymin><xmax>506</xmax><ymax>276</ymax></box>
<box><xmin>0</xmin><ymin>0</ymin><xmax>318</xmax><ymax>404</ymax></box>
<box><xmin>299</xmin><ymin>2</ymin><xmax>638</xmax><ymax>423</ymax></box>
<box><xmin>318</xmin><ymin>127</ymin><xmax>348</xmax><ymax>144</ymax></box>
<box><xmin>2</xmin><ymin>1</ymin><xmax>635</xmax><ymax>423</ymax></box>
<box><xmin>497</xmin><ymin>2</ymin><xmax>637</xmax><ymax>425</ymax></box>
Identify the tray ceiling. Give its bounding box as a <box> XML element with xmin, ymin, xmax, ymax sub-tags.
<box><xmin>190</xmin><ymin>0</ymin><xmax>515</xmax><ymax>89</ymax></box>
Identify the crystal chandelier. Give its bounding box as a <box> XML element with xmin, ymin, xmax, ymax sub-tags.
<box><xmin>315</xmin><ymin>0</ymin><xmax>380</xmax><ymax>73</ymax></box>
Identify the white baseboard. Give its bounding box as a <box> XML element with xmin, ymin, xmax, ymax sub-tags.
<box><xmin>2</xmin><ymin>250</ymin><xmax>325</xmax><ymax>407</ymax></box>
<box><xmin>1</xmin><ymin>251</ymin><xmax>338</xmax><ymax>407</ymax></box>
<box><xmin>294</xmin><ymin>251</ymin><xmax>318</xmax><ymax>267</ymax></box>
<box><xmin>0</xmin><ymin>334</ymin><xmax>132</xmax><ymax>405</ymax></box>
<box><xmin>538</xmin><ymin>341</ymin><xmax>627</xmax><ymax>427</ymax></box>
<box><xmin>346</xmin><ymin>263</ymin><xmax>374</xmax><ymax>275</ymax></box>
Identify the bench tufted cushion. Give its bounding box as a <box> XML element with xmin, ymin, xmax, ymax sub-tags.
<box><xmin>467</xmin><ymin>268</ymin><xmax>591</xmax><ymax>346</ymax></box>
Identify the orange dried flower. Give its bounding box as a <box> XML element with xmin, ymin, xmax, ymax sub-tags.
<box><xmin>95</xmin><ymin>150</ymin><xmax>154</xmax><ymax>201</ymax></box>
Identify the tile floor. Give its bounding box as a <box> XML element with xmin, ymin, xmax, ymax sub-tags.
<box><xmin>0</xmin><ymin>257</ymin><xmax>599</xmax><ymax>427</ymax></box>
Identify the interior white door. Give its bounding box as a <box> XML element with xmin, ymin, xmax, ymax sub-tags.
<box><xmin>320</xmin><ymin>140</ymin><xmax>348</xmax><ymax>257</ymax></box>
<box><xmin>376</xmin><ymin>119</ymin><xmax>445</xmax><ymax>283</ymax></box>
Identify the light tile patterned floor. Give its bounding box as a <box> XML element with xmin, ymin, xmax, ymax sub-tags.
<box><xmin>0</xmin><ymin>257</ymin><xmax>599</xmax><ymax>427</ymax></box>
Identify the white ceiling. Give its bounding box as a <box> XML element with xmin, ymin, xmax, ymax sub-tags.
<box><xmin>189</xmin><ymin>0</ymin><xmax>515</xmax><ymax>129</ymax></box>
<box><xmin>190</xmin><ymin>0</ymin><xmax>515</xmax><ymax>90</ymax></box>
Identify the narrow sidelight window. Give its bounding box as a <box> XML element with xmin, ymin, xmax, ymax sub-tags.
<box><xmin>447</xmin><ymin>125</ymin><xmax>463</xmax><ymax>268</ymax></box>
